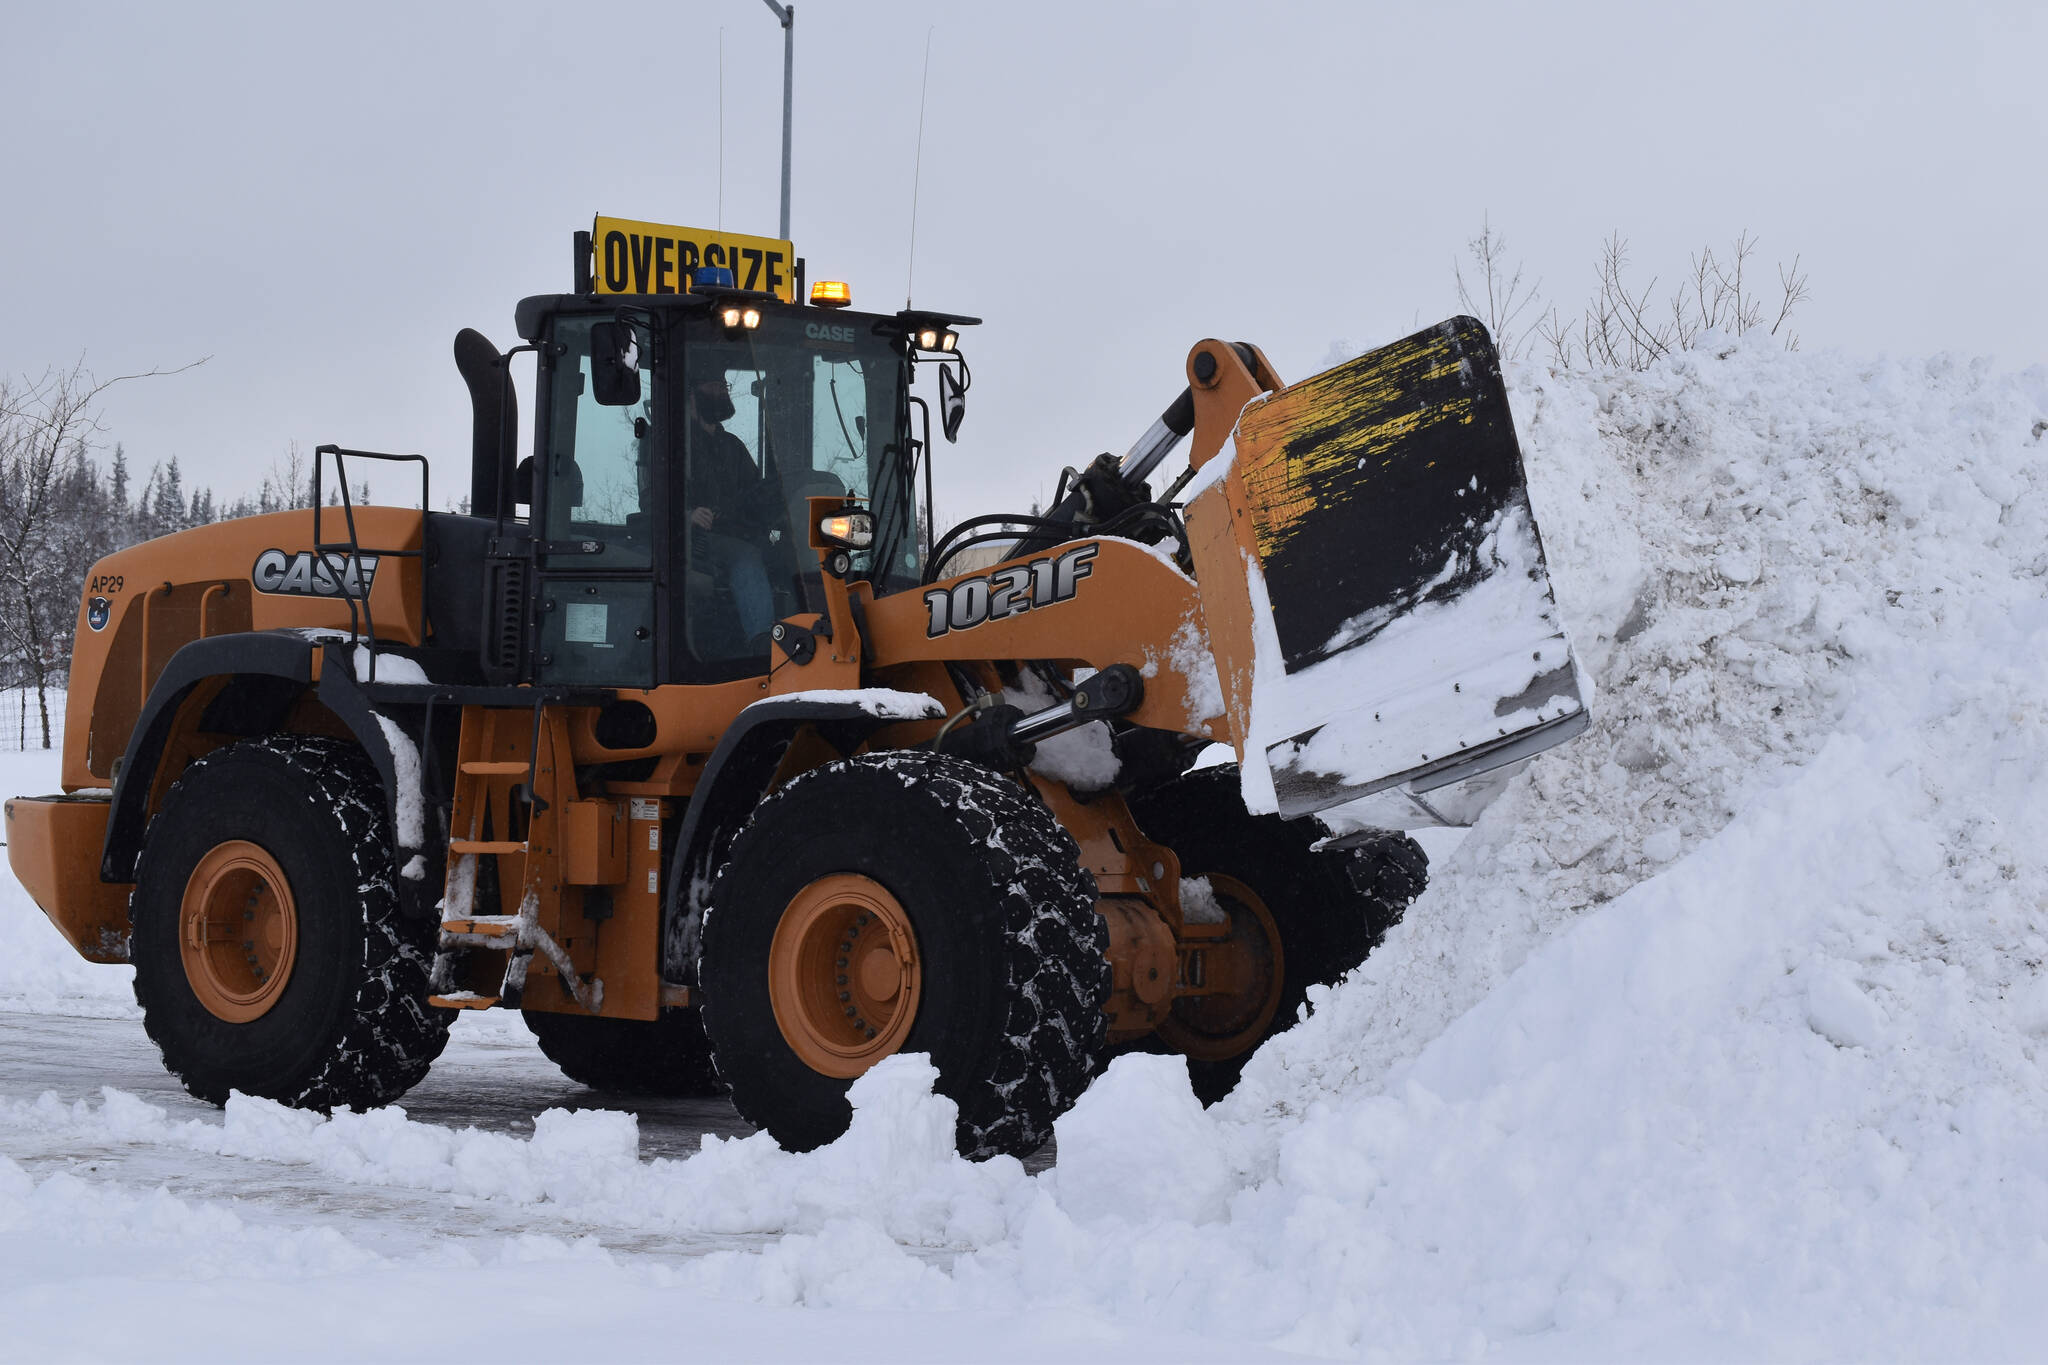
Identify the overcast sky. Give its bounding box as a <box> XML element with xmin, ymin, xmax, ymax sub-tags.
<box><xmin>5</xmin><ymin>0</ymin><xmax>2042</xmax><ymax>523</ymax></box>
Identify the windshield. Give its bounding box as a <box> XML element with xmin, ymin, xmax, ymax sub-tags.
<box><xmin>682</xmin><ymin>311</ymin><xmax>918</xmax><ymax>590</ymax></box>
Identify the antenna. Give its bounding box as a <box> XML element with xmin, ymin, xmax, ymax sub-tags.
<box><xmin>905</xmin><ymin>28</ymin><xmax>933</xmax><ymax>308</ymax></box>
<box><xmin>720</xmin><ymin>28</ymin><xmax>729</xmax><ymax>229</ymax></box>
<box><xmin>717</xmin><ymin>28</ymin><xmax>726</xmax><ymax>230</ymax></box>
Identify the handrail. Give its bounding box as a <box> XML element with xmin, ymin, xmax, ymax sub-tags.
<box><xmin>312</xmin><ymin>444</ymin><xmax>431</xmax><ymax>684</ymax></box>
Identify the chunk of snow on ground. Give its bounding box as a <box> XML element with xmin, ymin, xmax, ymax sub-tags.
<box><xmin>1049</xmin><ymin>1055</ymin><xmax>1232</xmax><ymax>1226</ymax></box>
<box><xmin>2011</xmin><ymin>975</ymin><xmax>2048</xmax><ymax>1035</ymax></box>
<box><xmin>1803</xmin><ymin>964</ymin><xmax>1889</xmax><ymax>1049</ymax></box>
<box><xmin>1639</xmin><ymin>825</ymin><xmax>1682</xmax><ymax>862</ymax></box>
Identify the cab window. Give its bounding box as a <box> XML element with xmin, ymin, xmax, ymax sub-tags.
<box><xmin>542</xmin><ymin>316</ymin><xmax>655</xmax><ymax>570</ymax></box>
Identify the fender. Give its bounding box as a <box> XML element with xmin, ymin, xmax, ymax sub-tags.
<box><xmin>660</xmin><ymin>694</ymin><xmax>943</xmax><ymax>983</ymax></box>
<box><xmin>101</xmin><ymin>635</ymin><xmax>423</xmax><ymax>913</ymax></box>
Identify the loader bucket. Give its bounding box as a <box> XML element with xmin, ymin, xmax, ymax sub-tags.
<box><xmin>1186</xmin><ymin>316</ymin><xmax>1587</xmax><ymax>821</ymax></box>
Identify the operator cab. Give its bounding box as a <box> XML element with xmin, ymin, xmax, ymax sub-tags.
<box><xmin>443</xmin><ymin>289</ymin><xmax>966</xmax><ymax>689</ymax></box>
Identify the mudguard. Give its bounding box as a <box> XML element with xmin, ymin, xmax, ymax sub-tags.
<box><xmin>101</xmin><ymin>635</ymin><xmax>424</xmax><ymax>903</ymax></box>
<box><xmin>660</xmin><ymin>690</ymin><xmax>944</xmax><ymax>981</ymax></box>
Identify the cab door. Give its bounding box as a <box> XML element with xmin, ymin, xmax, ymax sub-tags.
<box><xmin>532</xmin><ymin>313</ymin><xmax>663</xmax><ymax>686</ymax></box>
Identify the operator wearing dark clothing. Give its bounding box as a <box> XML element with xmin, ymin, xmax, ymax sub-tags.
<box><xmin>685</xmin><ymin>373</ymin><xmax>774</xmax><ymax>647</ymax></box>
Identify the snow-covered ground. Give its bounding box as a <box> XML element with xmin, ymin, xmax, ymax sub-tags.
<box><xmin>3</xmin><ymin>337</ymin><xmax>2046</xmax><ymax>1360</ymax></box>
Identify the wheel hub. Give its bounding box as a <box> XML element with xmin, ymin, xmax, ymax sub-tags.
<box><xmin>768</xmin><ymin>873</ymin><xmax>921</xmax><ymax>1078</ymax></box>
<box><xmin>1157</xmin><ymin>873</ymin><xmax>1283</xmax><ymax>1061</ymax></box>
<box><xmin>178</xmin><ymin>839</ymin><xmax>298</xmax><ymax>1023</ymax></box>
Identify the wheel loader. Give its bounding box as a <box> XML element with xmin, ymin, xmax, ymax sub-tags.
<box><xmin>4</xmin><ymin>216</ymin><xmax>1588</xmax><ymax>1158</ymax></box>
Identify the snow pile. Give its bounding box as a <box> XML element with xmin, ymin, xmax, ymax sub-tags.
<box><xmin>1245</xmin><ymin>338</ymin><xmax>2048</xmax><ymax>1110</ymax></box>
<box><xmin>1181</xmin><ymin>338</ymin><xmax>2048</xmax><ymax>1353</ymax></box>
<box><xmin>0</xmin><ymin>1156</ymin><xmax>1266</xmax><ymax>1364</ymax></box>
<box><xmin>0</xmin><ymin>1057</ymin><xmax>1033</xmax><ymax>1249</ymax></box>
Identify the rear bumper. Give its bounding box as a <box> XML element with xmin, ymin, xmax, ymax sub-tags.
<box><xmin>3</xmin><ymin>795</ymin><xmax>131</xmax><ymax>963</ymax></box>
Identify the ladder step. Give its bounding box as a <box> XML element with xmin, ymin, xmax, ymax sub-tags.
<box><xmin>441</xmin><ymin>916</ymin><xmax>522</xmax><ymax>938</ymax></box>
<box><xmin>429</xmin><ymin>992</ymin><xmax>501</xmax><ymax>1010</ymax></box>
<box><xmin>459</xmin><ymin>761</ymin><xmax>531</xmax><ymax>775</ymax></box>
<box><xmin>448</xmin><ymin>839</ymin><xmax>527</xmax><ymax>855</ymax></box>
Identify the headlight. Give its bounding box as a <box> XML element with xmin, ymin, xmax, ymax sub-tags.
<box><xmin>817</xmin><ymin>510</ymin><xmax>875</xmax><ymax>549</ymax></box>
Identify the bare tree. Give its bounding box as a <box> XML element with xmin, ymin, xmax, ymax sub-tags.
<box><xmin>1536</xmin><ymin>231</ymin><xmax>1809</xmax><ymax>372</ymax></box>
<box><xmin>263</xmin><ymin>441</ymin><xmax>313</xmax><ymax>512</ymax></box>
<box><xmin>1454</xmin><ymin>215</ymin><xmax>1543</xmax><ymax>361</ymax></box>
<box><xmin>0</xmin><ymin>358</ymin><xmax>202</xmax><ymax>747</ymax></box>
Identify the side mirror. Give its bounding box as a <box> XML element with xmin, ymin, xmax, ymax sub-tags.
<box><xmin>589</xmin><ymin>319</ymin><xmax>641</xmax><ymax>407</ymax></box>
<box><xmin>938</xmin><ymin>364</ymin><xmax>966</xmax><ymax>443</ymax></box>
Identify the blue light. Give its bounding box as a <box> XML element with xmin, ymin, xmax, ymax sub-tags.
<box><xmin>693</xmin><ymin>266</ymin><xmax>735</xmax><ymax>289</ymax></box>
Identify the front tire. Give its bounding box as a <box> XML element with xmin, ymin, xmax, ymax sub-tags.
<box><xmin>699</xmin><ymin>752</ymin><xmax>1110</xmax><ymax>1159</ymax></box>
<box><xmin>129</xmin><ymin>735</ymin><xmax>451</xmax><ymax>1109</ymax></box>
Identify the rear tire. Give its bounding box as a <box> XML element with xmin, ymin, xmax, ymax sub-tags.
<box><xmin>129</xmin><ymin>735</ymin><xmax>451</xmax><ymax>1109</ymax></box>
<box><xmin>699</xmin><ymin>752</ymin><xmax>1110</xmax><ymax>1159</ymax></box>
<box><xmin>1131</xmin><ymin>765</ymin><xmax>1426</xmax><ymax>1103</ymax></box>
<box><xmin>524</xmin><ymin>1008</ymin><xmax>723</xmax><ymax>1096</ymax></box>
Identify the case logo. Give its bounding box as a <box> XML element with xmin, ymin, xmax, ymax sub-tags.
<box><xmin>922</xmin><ymin>543</ymin><xmax>1097</xmax><ymax>638</ymax></box>
<box><xmin>251</xmin><ymin>548</ymin><xmax>380</xmax><ymax>599</ymax></box>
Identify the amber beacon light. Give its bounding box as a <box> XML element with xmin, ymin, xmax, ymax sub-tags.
<box><xmin>810</xmin><ymin>280</ymin><xmax>853</xmax><ymax>308</ymax></box>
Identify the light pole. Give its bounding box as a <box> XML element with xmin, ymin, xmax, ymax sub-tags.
<box><xmin>760</xmin><ymin>0</ymin><xmax>794</xmax><ymax>242</ymax></box>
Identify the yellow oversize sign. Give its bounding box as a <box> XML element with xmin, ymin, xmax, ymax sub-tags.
<box><xmin>591</xmin><ymin>215</ymin><xmax>796</xmax><ymax>302</ymax></box>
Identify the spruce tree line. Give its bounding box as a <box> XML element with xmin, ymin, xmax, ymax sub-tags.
<box><xmin>0</xmin><ymin>363</ymin><xmax>324</xmax><ymax>749</ymax></box>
